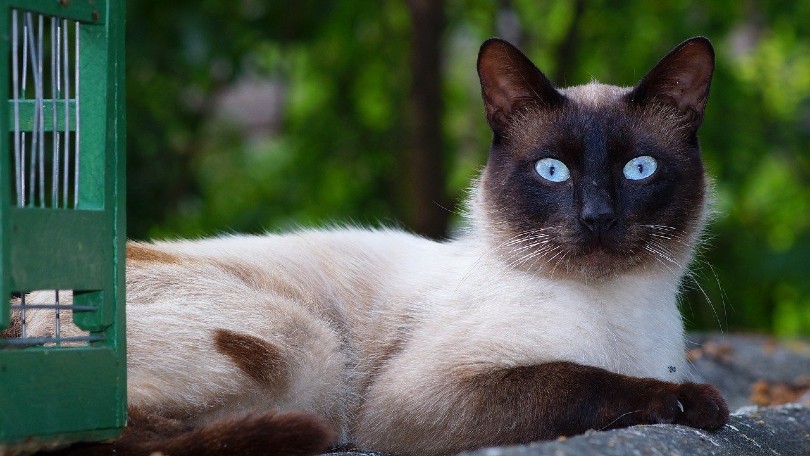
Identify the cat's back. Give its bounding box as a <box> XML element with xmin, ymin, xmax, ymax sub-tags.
<box><xmin>126</xmin><ymin>227</ymin><xmax>436</xmax><ymax>299</ymax></box>
<box><xmin>128</xmin><ymin>226</ymin><xmax>431</xmax><ymax>266</ymax></box>
<box><xmin>124</xmin><ymin>226</ymin><xmax>448</xmax><ymax>354</ymax></box>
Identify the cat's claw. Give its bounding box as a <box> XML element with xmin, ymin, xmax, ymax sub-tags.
<box><xmin>674</xmin><ymin>382</ymin><xmax>729</xmax><ymax>430</ymax></box>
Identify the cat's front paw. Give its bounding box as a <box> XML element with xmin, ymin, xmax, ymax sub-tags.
<box><xmin>639</xmin><ymin>382</ymin><xmax>728</xmax><ymax>430</ymax></box>
<box><xmin>673</xmin><ymin>382</ymin><xmax>729</xmax><ymax>430</ymax></box>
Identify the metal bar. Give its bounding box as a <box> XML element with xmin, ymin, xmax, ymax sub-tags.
<box><xmin>21</xmin><ymin>12</ymin><xmax>29</xmax><ymax>207</ymax></box>
<box><xmin>10</xmin><ymin>304</ymin><xmax>97</xmax><ymax>312</ymax></box>
<box><xmin>0</xmin><ymin>335</ymin><xmax>105</xmax><ymax>347</ymax></box>
<box><xmin>73</xmin><ymin>20</ymin><xmax>80</xmax><ymax>208</ymax></box>
<box><xmin>37</xmin><ymin>14</ymin><xmax>45</xmax><ymax>207</ymax></box>
<box><xmin>51</xmin><ymin>17</ymin><xmax>59</xmax><ymax>208</ymax></box>
<box><xmin>55</xmin><ymin>290</ymin><xmax>61</xmax><ymax>340</ymax></box>
<box><xmin>12</xmin><ymin>10</ymin><xmax>23</xmax><ymax>207</ymax></box>
<box><xmin>25</xmin><ymin>13</ymin><xmax>39</xmax><ymax>207</ymax></box>
<box><xmin>55</xmin><ymin>19</ymin><xmax>63</xmax><ymax>207</ymax></box>
<box><xmin>19</xmin><ymin>294</ymin><xmax>26</xmax><ymax>339</ymax></box>
<box><xmin>62</xmin><ymin>19</ymin><xmax>71</xmax><ymax>208</ymax></box>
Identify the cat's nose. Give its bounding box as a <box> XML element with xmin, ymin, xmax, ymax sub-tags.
<box><xmin>579</xmin><ymin>205</ymin><xmax>617</xmax><ymax>234</ymax></box>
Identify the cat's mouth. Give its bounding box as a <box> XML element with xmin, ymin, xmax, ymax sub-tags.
<box><xmin>580</xmin><ymin>233</ymin><xmax>617</xmax><ymax>253</ymax></box>
<box><xmin>547</xmin><ymin>230</ymin><xmax>652</xmax><ymax>279</ymax></box>
<box><xmin>498</xmin><ymin>223</ymin><xmax>682</xmax><ymax>280</ymax></box>
<box><xmin>569</xmin><ymin>227</ymin><xmax>686</xmax><ymax>279</ymax></box>
<box><xmin>575</xmin><ymin>238</ymin><xmax>639</xmax><ymax>272</ymax></box>
<box><xmin>502</xmin><ymin>238</ymin><xmax>641</xmax><ymax>280</ymax></box>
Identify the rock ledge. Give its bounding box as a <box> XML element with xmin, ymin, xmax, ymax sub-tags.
<box><xmin>460</xmin><ymin>403</ymin><xmax>810</xmax><ymax>456</ymax></box>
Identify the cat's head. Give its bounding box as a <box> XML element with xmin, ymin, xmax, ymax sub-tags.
<box><xmin>473</xmin><ymin>37</ymin><xmax>714</xmax><ymax>280</ymax></box>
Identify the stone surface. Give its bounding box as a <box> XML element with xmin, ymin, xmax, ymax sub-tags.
<box><xmin>323</xmin><ymin>333</ymin><xmax>810</xmax><ymax>456</ymax></box>
<box><xmin>459</xmin><ymin>404</ymin><xmax>810</xmax><ymax>456</ymax></box>
<box><xmin>685</xmin><ymin>333</ymin><xmax>810</xmax><ymax>410</ymax></box>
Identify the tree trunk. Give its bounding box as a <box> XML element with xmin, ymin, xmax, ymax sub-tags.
<box><xmin>403</xmin><ymin>0</ymin><xmax>449</xmax><ymax>239</ymax></box>
<box><xmin>553</xmin><ymin>0</ymin><xmax>586</xmax><ymax>85</ymax></box>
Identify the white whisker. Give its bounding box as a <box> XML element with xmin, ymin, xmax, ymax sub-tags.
<box><xmin>599</xmin><ymin>409</ymin><xmax>644</xmax><ymax>431</ymax></box>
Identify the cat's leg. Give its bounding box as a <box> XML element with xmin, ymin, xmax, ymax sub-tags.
<box><xmin>356</xmin><ymin>360</ymin><xmax>728</xmax><ymax>455</ymax></box>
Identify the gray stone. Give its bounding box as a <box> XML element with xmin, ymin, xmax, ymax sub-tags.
<box><xmin>460</xmin><ymin>403</ymin><xmax>810</xmax><ymax>456</ymax></box>
<box><xmin>685</xmin><ymin>333</ymin><xmax>810</xmax><ymax>411</ymax></box>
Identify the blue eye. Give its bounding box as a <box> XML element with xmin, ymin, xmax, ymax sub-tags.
<box><xmin>535</xmin><ymin>158</ymin><xmax>570</xmax><ymax>183</ymax></box>
<box><xmin>623</xmin><ymin>156</ymin><xmax>657</xmax><ymax>180</ymax></box>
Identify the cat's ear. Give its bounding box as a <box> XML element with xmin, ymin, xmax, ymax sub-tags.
<box><xmin>628</xmin><ymin>37</ymin><xmax>715</xmax><ymax>130</ymax></box>
<box><xmin>477</xmin><ymin>38</ymin><xmax>564</xmax><ymax>135</ymax></box>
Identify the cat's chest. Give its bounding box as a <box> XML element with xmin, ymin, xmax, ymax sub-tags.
<box><xmin>412</xmin><ymin>271</ymin><xmax>686</xmax><ymax>382</ymax></box>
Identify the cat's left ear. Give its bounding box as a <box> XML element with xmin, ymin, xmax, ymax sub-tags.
<box><xmin>628</xmin><ymin>37</ymin><xmax>715</xmax><ymax>130</ymax></box>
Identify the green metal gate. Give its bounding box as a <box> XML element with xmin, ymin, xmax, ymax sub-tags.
<box><xmin>0</xmin><ymin>0</ymin><xmax>126</xmax><ymax>451</ymax></box>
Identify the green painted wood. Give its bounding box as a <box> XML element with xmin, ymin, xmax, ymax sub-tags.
<box><xmin>6</xmin><ymin>100</ymin><xmax>77</xmax><ymax>131</ymax></box>
<box><xmin>78</xmin><ymin>20</ymin><xmax>109</xmax><ymax>210</ymax></box>
<box><xmin>0</xmin><ymin>0</ymin><xmax>126</xmax><ymax>448</ymax></box>
<box><xmin>0</xmin><ymin>429</ymin><xmax>120</xmax><ymax>455</ymax></box>
<box><xmin>0</xmin><ymin>3</ymin><xmax>9</xmax><ymax>333</ymax></box>
<box><xmin>8</xmin><ymin>208</ymin><xmax>108</xmax><ymax>291</ymax></box>
<box><xmin>5</xmin><ymin>0</ymin><xmax>106</xmax><ymax>24</ymax></box>
<box><xmin>73</xmin><ymin>290</ymin><xmax>110</xmax><ymax>332</ymax></box>
<box><xmin>0</xmin><ymin>347</ymin><xmax>125</xmax><ymax>433</ymax></box>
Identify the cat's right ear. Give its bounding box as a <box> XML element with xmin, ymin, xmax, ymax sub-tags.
<box><xmin>477</xmin><ymin>38</ymin><xmax>564</xmax><ymax>135</ymax></box>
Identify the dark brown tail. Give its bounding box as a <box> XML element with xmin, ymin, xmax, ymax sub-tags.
<box><xmin>0</xmin><ymin>310</ymin><xmax>22</xmax><ymax>339</ymax></box>
<box><xmin>45</xmin><ymin>408</ymin><xmax>337</xmax><ymax>456</ymax></box>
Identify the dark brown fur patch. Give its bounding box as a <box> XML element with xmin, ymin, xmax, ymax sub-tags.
<box><xmin>458</xmin><ymin>362</ymin><xmax>728</xmax><ymax>444</ymax></box>
<box><xmin>0</xmin><ymin>311</ymin><xmax>22</xmax><ymax>339</ymax></box>
<box><xmin>126</xmin><ymin>242</ymin><xmax>181</xmax><ymax>264</ymax></box>
<box><xmin>213</xmin><ymin>328</ymin><xmax>288</xmax><ymax>389</ymax></box>
<box><xmin>44</xmin><ymin>407</ymin><xmax>337</xmax><ymax>456</ymax></box>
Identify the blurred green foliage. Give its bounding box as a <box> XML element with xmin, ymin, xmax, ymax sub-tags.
<box><xmin>126</xmin><ymin>0</ymin><xmax>810</xmax><ymax>336</ymax></box>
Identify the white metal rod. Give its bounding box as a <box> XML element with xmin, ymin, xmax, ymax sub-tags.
<box><xmin>19</xmin><ymin>294</ymin><xmax>26</xmax><ymax>339</ymax></box>
<box><xmin>12</xmin><ymin>10</ymin><xmax>23</xmax><ymax>207</ymax></box>
<box><xmin>51</xmin><ymin>17</ymin><xmax>59</xmax><ymax>208</ymax></box>
<box><xmin>62</xmin><ymin>19</ymin><xmax>71</xmax><ymax>208</ymax></box>
<box><xmin>20</xmin><ymin>13</ymin><xmax>29</xmax><ymax>206</ymax></box>
<box><xmin>54</xmin><ymin>290</ymin><xmax>61</xmax><ymax>342</ymax></box>
<box><xmin>25</xmin><ymin>13</ymin><xmax>38</xmax><ymax>207</ymax></box>
<box><xmin>37</xmin><ymin>14</ymin><xmax>45</xmax><ymax>207</ymax></box>
<box><xmin>73</xmin><ymin>21</ymin><xmax>80</xmax><ymax>208</ymax></box>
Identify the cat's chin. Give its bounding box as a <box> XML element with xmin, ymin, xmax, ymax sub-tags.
<box><xmin>526</xmin><ymin>244</ymin><xmax>653</xmax><ymax>282</ymax></box>
<box><xmin>569</xmin><ymin>248</ymin><xmax>647</xmax><ymax>280</ymax></box>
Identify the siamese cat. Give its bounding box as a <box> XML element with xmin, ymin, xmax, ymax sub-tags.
<box><xmin>16</xmin><ymin>36</ymin><xmax>728</xmax><ymax>456</ymax></box>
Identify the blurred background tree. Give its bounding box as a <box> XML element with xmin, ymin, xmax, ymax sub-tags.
<box><xmin>125</xmin><ymin>0</ymin><xmax>810</xmax><ymax>336</ymax></box>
